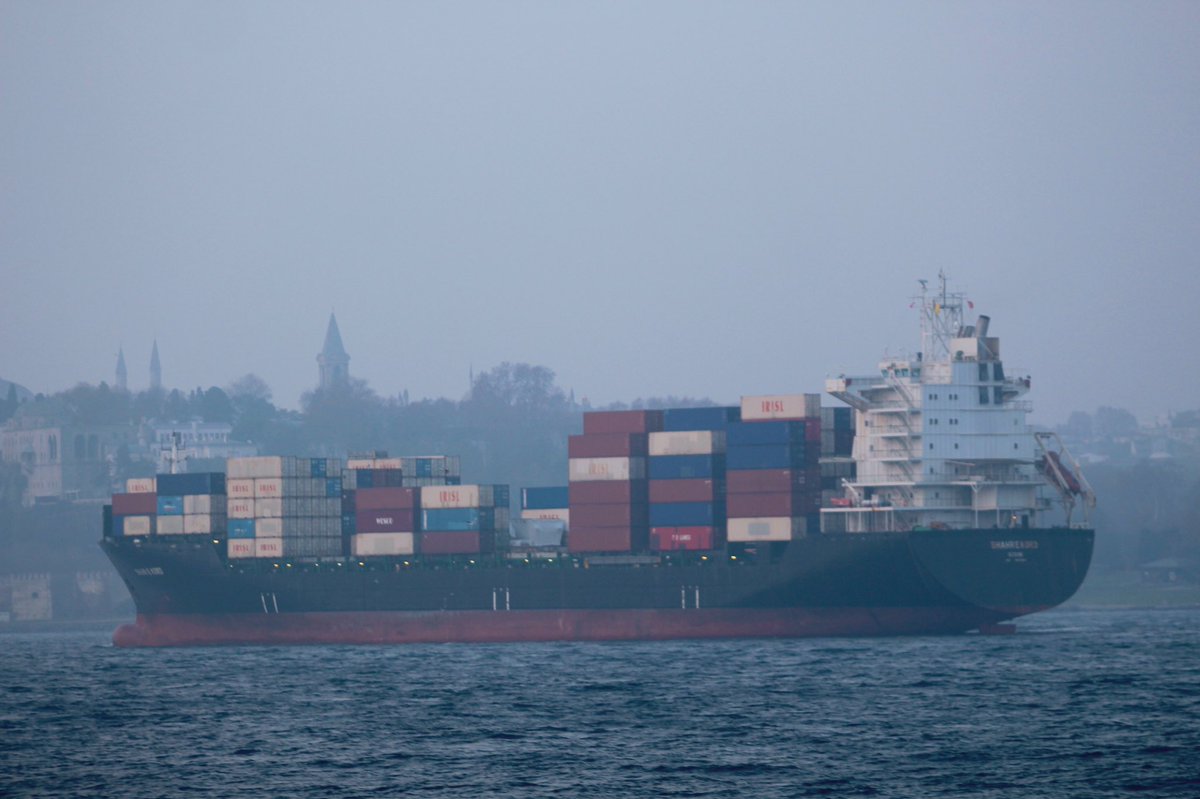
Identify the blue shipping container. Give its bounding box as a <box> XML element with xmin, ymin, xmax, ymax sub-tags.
<box><xmin>156</xmin><ymin>495</ymin><xmax>184</xmax><ymax>516</ymax></box>
<box><xmin>325</xmin><ymin>478</ymin><xmax>342</xmax><ymax>497</ymax></box>
<box><xmin>491</xmin><ymin>484</ymin><xmax>511</xmax><ymax>507</ymax></box>
<box><xmin>648</xmin><ymin>455</ymin><xmax>724</xmax><ymax>480</ymax></box>
<box><xmin>310</xmin><ymin>458</ymin><xmax>327</xmax><ymax>478</ymax></box>
<box><xmin>522</xmin><ymin>486</ymin><xmax>569</xmax><ymax>510</ymax></box>
<box><xmin>228</xmin><ymin>519</ymin><xmax>256</xmax><ymax>539</ymax></box>
<box><xmin>649</xmin><ymin>502</ymin><xmax>724</xmax><ymax>527</ymax></box>
<box><xmin>726</xmin><ymin>444</ymin><xmax>810</xmax><ymax>471</ymax></box>
<box><xmin>726</xmin><ymin>421</ymin><xmax>807</xmax><ymax>447</ymax></box>
<box><xmin>422</xmin><ymin>507</ymin><xmax>496</xmax><ymax>532</ymax></box>
<box><xmin>662</xmin><ymin>406</ymin><xmax>741</xmax><ymax>432</ymax></box>
<box><xmin>341</xmin><ymin>514</ymin><xmax>356</xmax><ymax>534</ymax></box>
<box><xmin>156</xmin><ymin>472</ymin><xmax>226</xmax><ymax>496</ymax></box>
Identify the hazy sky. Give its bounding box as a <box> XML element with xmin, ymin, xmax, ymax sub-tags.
<box><xmin>3</xmin><ymin>2</ymin><xmax>1197</xmax><ymax>425</ymax></box>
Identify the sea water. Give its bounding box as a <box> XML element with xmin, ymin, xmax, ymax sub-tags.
<box><xmin>2</xmin><ymin>608</ymin><xmax>1197</xmax><ymax>798</ymax></box>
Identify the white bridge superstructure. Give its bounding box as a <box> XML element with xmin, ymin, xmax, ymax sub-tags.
<box><xmin>822</xmin><ymin>274</ymin><xmax>1092</xmax><ymax>533</ymax></box>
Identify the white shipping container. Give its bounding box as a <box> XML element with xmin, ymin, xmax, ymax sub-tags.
<box><xmin>227</xmin><ymin>478</ymin><xmax>255</xmax><ymax>499</ymax></box>
<box><xmin>519</xmin><ymin>508</ymin><xmax>570</xmax><ymax>523</ymax></box>
<box><xmin>420</xmin><ymin>484</ymin><xmax>492</xmax><ymax>509</ymax></box>
<box><xmin>228</xmin><ymin>498</ymin><xmax>255</xmax><ymax>518</ymax></box>
<box><xmin>254</xmin><ymin>478</ymin><xmax>284</xmax><ymax>498</ymax></box>
<box><xmin>255</xmin><ymin>538</ymin><xmax>284</xmax><ymax>558</ymax></box>
<box><xmin>351</xmin><ymin>532</ymin><xmax>415</xmax><ymax>557</ymax></box>
<box><xmin>183</xmin><ymin>495</ymin><xmax>227</xmax><ymax>515</ymax></box>
<box><xmin>125</xmin><ymin>478</ymin><xmax>156</xmax><ymax>494</ymax></box>
<box><xmin>346</xmin><ymin>458</ymin><xmax>404</xmax><ymax>470</ymax></box>
<box><xmin>726</xmin><ymin>516</ymin><xmax>804</xmax><ymax>542</ymax></box>
<box><xmin>255</xmin><ymin>517</ymin><xmax>284</xmax><ymax>537</ymax></box>
<box><xmin>567</xmin><ymin>457</ymin><xmax>646</xmax><ymax>482</ymax></box>
<box><xmin>648</xmin><ymin>430</ymin><xmax>726</xmax><ymax>456</ymax></box>
<box><xmin>157</xmin><ymin>515</ymin><xmax>185</xmax><ymax>535</ymax></box>
<box><xmin>740</xmin><ymin>393</ymin><xmax>821</xmax><ymax>421</ymax></box>
<box><xmin>227</xmin><ymin>456</ymin><xmax>287</xmax><ymax>479</ymax></box>
<box><xmin>121</xmin><ymin>515</ymin><xmax>153</xmax><ymax>536</ymax></box>
<box><xmin>254</xmin><ymin>498</ymin><xmax>283</xmax><ymax>518</ymax></box>
<box><xmin>228</xmin><ymin>539</ymin><xmax>255</xmax><ymax>559</ymax></box>
<box><xmin>184</xmin><ymin>514</ymin><xmax>226</xmax><ymax>535</ymax></box>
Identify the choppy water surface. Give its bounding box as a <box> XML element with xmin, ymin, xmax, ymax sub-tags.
<box><xmin>2</xmin><ymin>608</ymin><xmax>1198</xmax><ymax>798</ymax></box>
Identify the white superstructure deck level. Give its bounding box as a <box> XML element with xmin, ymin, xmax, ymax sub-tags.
<box><xmin>822</xmin><ymin>274</ymin><xmax>1093</xmax><ymax>533</ymax></box>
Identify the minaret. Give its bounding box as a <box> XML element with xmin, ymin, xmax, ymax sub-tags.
<box><xmin>149</xmin><ymin>340</ymin><xmax>162</xmax><ymax>391</ymax></box>
<box><xmin>317</xmin><ymin>314</ymin><xmax>350</xmax><ymax>390</ymax></box>
<box><xmin>116</xmin><ymin>348</ymin><xmax>128</xmax><ymax>391</ymax></box>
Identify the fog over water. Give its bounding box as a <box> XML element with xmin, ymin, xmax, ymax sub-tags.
<box><xmin>3</xmin><ymin>3</ymin><xmax>1197</xmax><ymax>424</ymax></box>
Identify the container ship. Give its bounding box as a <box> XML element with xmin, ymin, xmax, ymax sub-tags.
<box><xmin>101</xmin><ymin>277</ymin><xmax>1095</xmax><ymax>646</ymax></box>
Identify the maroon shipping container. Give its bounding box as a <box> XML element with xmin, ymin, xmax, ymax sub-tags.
<box><xmin>582</xmin><ymin>409</ymin><xmax>664</xmax><ymax>435</ymax></box>
<box><xmin>112</xmin><ymin>493</ymin><xmax>157</xmax><ymax>515</ymax></box>
<box><xmin>650</xmin><ymin>526</ymin><xmax>718</xmax><ymax>551</ymax></box>
<box><xmin>648</xmin><ymin>479</ymin><xmax>722</xmax><ymax>504</ymax></box>
<box><xmin>570</xmin><ymin>503</ymin><xmax>649</xmax><ymax>527</ymax></box>
<box><xmin>726</xmin><ymin>469</ymin><xmax>812</xmax><ymax>494</ymax></box>
<box><xmin>567</xmin><ymin>525</ymin><xmax>649</xmax><ymax>554</ymax></box>
<box><xmin>419</xmin><ymin>530</ymin><xmax>494</xmax><ymax>555</ymax></box>
<box><xmin>356</xmin><ymin>508</ymin><xmax>419</xmax><ymax>532</ymax></box>
<box><xmin>569</xmin><ymin>480</ymin><xmax>649</xmax><ymax>506</ymax></box>
<box><xmin>568</xmin><ymin>433</ymin><xmax>648</xmax><ymax>459</ymax></box>
<box><xmin>726</xmin><ymin>492</ymin><xmax>819</xmax><ymax>518</ymax></box>
<box><xmin>356</xmin><ymin>487</ymin><xmax>419</xmax><ymax>511</ymax></box>
<box><xmin>806</xmin><ymin>418</ymin><xmax>822</xmax><ymax>443</ymax></box>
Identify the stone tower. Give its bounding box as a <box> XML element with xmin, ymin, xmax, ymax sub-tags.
<box><xmin>317</xmin><ymin>314</ymin><xmax>350</xmax><ymax>391</ymax></box>
<box><xmin>149</xmin><ymin>340</ymin><xmax>162</xmax><ymax>391</ymax></box>
<box><xmin>116</xmin><ymin>348</ymin><xmax>128</xmax><ymax>391</ymax></box>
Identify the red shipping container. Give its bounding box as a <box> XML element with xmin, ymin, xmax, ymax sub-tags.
<box><xmin>419</xmin><ymin>530</ymin><xmax>493</xmax><ymax>555</ymax></box>
<box><xmin>356</xmin><ymin>507</ymin><xmax>418</xmax><ymax>532</ymax></box>
<box><xmin>112</xmin><ymin>492</ymin><xmax>157</xmax><ymax>515</ymax></box>
<box><xmin>726</xmin><ymin>469</ymin><xmax>809</xmax><ymax>494</ymax></box>
<box><xmin>570</xmin><ymin>503</ymin><xmax>648</xmax><ymax>527</ymax></box>
<box><xmin>569</xmin><ymin>480</ymin><xmax>648</xmax><ymax>505</ymax></box>
<box><xmin>650</xmin><ymin>526</ymin><xmax>717</xmax><ymax>551</ymax></box>
<box><xmin>582</xmin><ymin>410</ymin><xmax>664</xmax><ymax>435</ymax></box>
<box><xmin>806</xmin><ymin>418</ymin><xmax>822</xmax><ymax>443</ymax></box>
<box><xmin>568</xmin><ymin>433</ymin><xmax>648</xmax><ymax>459</ymax></box>
<box><xmin>726</xmin><ymin>491</ymin><xmax>819</xmax><ymax>518</ymax></box>
<box><xmin>567</xmin><ymin>525</ymin><xmax>648</xmax><ymax>553</ymax></box>
<box><xmin>648</xmin><ymin>479</ymin><xmax>721</xmax><ymax>504</ymax></box>
<box><xmin>356</xmin><ymin>487</ymin><xmax>419</xmax><ymax>510</ymax></box>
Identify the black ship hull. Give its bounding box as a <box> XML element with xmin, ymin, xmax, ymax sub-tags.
<box><xmin>101</xmin><ymin>527</ymin><xmax>1093</xmax><ymax>646</ymax></box>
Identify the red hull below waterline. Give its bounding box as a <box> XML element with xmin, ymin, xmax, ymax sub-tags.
<box><xmin>112</xmin><ymin>605</ymin><xmax>1043</xmax><ymax>648</ymax></box>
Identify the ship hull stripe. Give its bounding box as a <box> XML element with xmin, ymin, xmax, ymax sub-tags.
<box><xmin>112</xmin><ymin>605</ymin><xmax>1042</xmax><ymax>647</ymax></box>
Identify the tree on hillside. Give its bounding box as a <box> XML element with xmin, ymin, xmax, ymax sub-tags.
<box><xmin>200</xmin><ymin>387</ymin><xmax>234</xmax><ymax>423</ymax></box>
<box><xmin>301</xmin><ymin>379</ymin><xmax>388</xmax><ymax>455</ymax></box>
<box><xmin>0</xmin><ymin>384</ymin><xmax>18</xmax><ymax>424</ymax></box>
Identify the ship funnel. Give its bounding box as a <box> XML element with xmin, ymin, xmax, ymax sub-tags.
<box><xmin>975</xmin><ymin>315</ymin><xmax>990</xmax><ymax>338</ymax></box>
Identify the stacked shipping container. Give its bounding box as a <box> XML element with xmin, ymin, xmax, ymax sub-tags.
<box><xmin>420</xmin><ymin>484</ymin><xmax>510</xmax><ymax>555</ymax></box>
<box><xmin>726</xmin><ymin>395</ymin><xmax>822</xmax><ymax>543</ymax></box>
<box><xmin>226</xmin><ymin>457</ymin><xmax>343</xmax><ymax>559</ymax></box>
<box><xmin>567</xmin><ymin>410</ymin><xmax>659</xmax><ymax>553</ymax></box>
<box><xmin>111</xmin><ymin>477</ymin><xmax>157</xmax><ymax>536</ymax></box>
<box><xmin>350</xmin><ymin>486</ymin><xmax>419</xmax><ymax>556</ymax></box>
<box><xmin>647</xmin><ymin>430</ymin><xmax>727</xmax><ymax>551</ymax></box>
<box><xmin>347</xmin><ymin>456</ymin><xmax>462</xmax><ymax>487</ymax></box>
